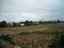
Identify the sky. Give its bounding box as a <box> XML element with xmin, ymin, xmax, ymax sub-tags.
<box><xmin>0</xmin><ymin>0</ymin><xmax>64</xmax><ymax>22</ymax></box>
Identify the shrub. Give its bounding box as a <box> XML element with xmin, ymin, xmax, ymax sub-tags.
<box><xmin>48</xmin><ymin>31</ymin><xmax>64</xmax><ymax>48</ymax></box>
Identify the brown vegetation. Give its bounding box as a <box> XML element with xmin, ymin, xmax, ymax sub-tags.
<box><xmin>12</xmin><ymin>33</ymin><xmax>54</xmax><ymax>48</ymax></box>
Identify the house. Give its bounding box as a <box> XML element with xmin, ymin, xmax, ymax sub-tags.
<box><xmin>19</xmin><ymin>22</ymin><xmax>25</xmax><ymax>26</ymax></box>
<box><xmin>8</xmin><ymin>22</ymin><xmax>13</xmax><ymax>27</ymax></box>
<box><xmin>20</xmin><ymin>24</ymin><xmax>24</xmax><ymax>26</ymax></box>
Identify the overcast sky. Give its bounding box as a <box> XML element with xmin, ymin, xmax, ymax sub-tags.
<box><xmin>0</xmin><ymin>0</ymin><xmax>64</xmax><ymax>22</ymax></box>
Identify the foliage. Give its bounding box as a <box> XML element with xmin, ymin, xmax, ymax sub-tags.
<box><xmin>13</xmin><ymin>22</ymin><xmax>17</xmax><ymax>27</ymax></box>
<box><xmin>25</xmin><ymin>20</ymin><xmax>30</xmax><ymax>26</ymax></box>
<box><xmin>39</xmin><ymin>21</ymin><xmax>43</xmax><ymax>24</ymax></box>
<box><xmin>0</xmin><ymin>33</ymin><xmax>14</xmax><ymax>48</ymax></box>
<box><xmin>48</xmin><ymin>31</ymin><xmax>64</xmax><ymax>48</ymax></box>
<box><xmin>30</xmin><ymin>21</ymin><xmax>33</xmax><ymax>25</ymax></box>
<box><xmin>0</xmin><ymin>21</ymin><xmax>8</xmax><ymax>27</ymax></box>
<box><xmin>57</xmin><ymin>19</ymin><xmax>60</xmax><ymax>23</ymax></box>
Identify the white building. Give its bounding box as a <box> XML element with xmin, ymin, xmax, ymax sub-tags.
<box><xmin>20</xmin><ymin>23</ymin><xmax>24</xmax><ymax>26</ymax></box>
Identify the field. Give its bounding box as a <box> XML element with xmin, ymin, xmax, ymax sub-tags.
<box><xmin>0</xmin><ymin>24</ymin><xmax>64</xmax><ymax>48</ymax></box>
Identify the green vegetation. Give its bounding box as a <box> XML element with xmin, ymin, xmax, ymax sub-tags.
<box><xmin>0</xmin><ymin>24</ymin><xmax>64</xmax><ymax>48</ymax></box>
<box><xmin>0</xmin><ymin>21</ymin><xmax>8</xmax><ymax>27</ymax></box>
<box><xmin>0</xmin><ymin>24</ymin><xmax>64</xmax><ymax>35</ymax></box>
<box><xmin>0</xmin><ymin>33</ymin><xmax>14</xmax><ymax>48</ymax></box>
<box><xmin>48</xmin><ymin>31</ymin><xmax>64</xmax><ymax>48</ymax></box>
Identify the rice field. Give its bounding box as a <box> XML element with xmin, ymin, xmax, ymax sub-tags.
<box><xmin>0</xmin><ymin>24</ymin><xmax>64</xmax><ymax>48</ymax></box>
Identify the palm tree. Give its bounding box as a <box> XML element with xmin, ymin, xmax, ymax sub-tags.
<box><xmin>0</xmin><ymin>33</ymin><xmax>14</xmax><ymax>48</ymax></box>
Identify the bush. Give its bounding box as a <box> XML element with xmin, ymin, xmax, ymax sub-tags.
<box><xmin>48</xmin><ymin>31</ymin><xmax>64</xmax><ymax>48</ymax></box>
<box><xmin>0</xmin><ymin>21</ymin><xmax>8</xmax><ymax>27</ymax></box>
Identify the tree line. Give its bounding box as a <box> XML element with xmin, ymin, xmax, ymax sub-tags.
<box><xmin>0</xmin><ymin>20</ymin><xmax>64</xmax><ymax>27</ymax></box>
<box><xmin>0</xmin><ymin>20</ymin><xmax>34</xmax><ymax>27</ymax></box>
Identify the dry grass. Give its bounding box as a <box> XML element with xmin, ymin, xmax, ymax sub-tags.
<box><xmin>12</xmin><ymin>33</ymin><xmax>54</xmax><ymax>48</ymax></box>
<box><xmin>0</xmin><ymin>24</ymin><xmax>64</xmax><ymax>35</ymax></box>
<box><xmin>0</xmin><ymin>24</ymin><xmax>64</xmax><ymax>48</ymax></box>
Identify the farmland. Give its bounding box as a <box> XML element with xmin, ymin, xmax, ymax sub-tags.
<box><xmin>0</xmin><ymin>24</ymin><xmax>64</xmax><ymax>48</ymax></box>
<box><xmin>0</xmin><ymin>24</ymin><xmax>64</xmax><ymax>34</ymax></box>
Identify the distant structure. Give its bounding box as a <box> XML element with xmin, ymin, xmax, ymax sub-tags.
<box><xmin>8</xmin><ymin>22</ymin><xmax>14</xmax><ymax>27</ymax></box>
<box><xmin>57</xmin><ymin>19</ymin><xmax>64</xmax><ymax>24</ymax></box>
<box><xmin>8</xmin><ymin>22</ymin><xmax>25</xmax><ymax>27</ymax></box>
<box><xmin>19</xmin><ymin>22</ymin><xmax>25</xmax><ymax>26</ymax></box>
<box><xmin>0</xmin><ymin>20</ymin><xmax>64</xmax><ymax>27</ymax></box>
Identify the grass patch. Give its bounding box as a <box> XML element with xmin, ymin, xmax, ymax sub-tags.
<box><xmin>0</xmin><ymin>24</ymin><xmax>64</xmax><ymax>35</ymax></box>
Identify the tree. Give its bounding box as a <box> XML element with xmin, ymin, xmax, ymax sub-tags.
<box><xmin>30</xmin><ymin>21</ymin><xmax>33</xmax><ymax>25</ymax></box>
<box><xmin>57</xmin><ymin>19</ymin><xmax>60</xmax><ymax>23</ymax></box>
<box><xmin>13</xmin><ymin>22</ymin><xmax>16</xmax><ymax>27</ymax></box>
<box><xmin>48</xmin><ymin>32</ymin><xmax>64</xmax><ymax>48</ymax></box>
<box><xmin>0</xmin><ymin>22</ymin><xmax>1</xmax><ymax>27</ymax></box>
<box><xmin>25</xmin><ymin>20</ymin><xmax>30</xmax><ymax>26</ymax></box>
<box><xmin>0</xmin><ymin>21</ymin><xmax>8</xmax><ymax>27</ymax></box>
<box><xmin>39</xmin><ymin>21</ymin><xmax>43</xmax><ymax>24</ymax></box>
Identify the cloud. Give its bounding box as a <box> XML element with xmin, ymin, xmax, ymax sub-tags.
<box><xmin>0</xmin><ymin>0</ymin><xmax>64</xmax><ymax>22</ymax></box>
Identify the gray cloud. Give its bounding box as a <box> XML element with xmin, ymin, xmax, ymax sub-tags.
<box><xmin>0</xmin><ymin>0</ymin><xmax>64</xmax><ymax>22</ymax></box>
